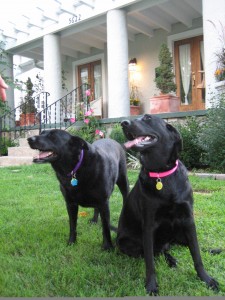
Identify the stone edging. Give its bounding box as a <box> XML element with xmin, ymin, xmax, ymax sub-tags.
<box><xmin>189</xmin><ymin>173</ymin><xmax>225</xmax><ymax>180</ymax></box>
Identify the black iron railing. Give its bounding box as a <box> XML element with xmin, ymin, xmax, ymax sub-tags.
<box><xmin>0</xmin><ymin>84</ymin><xmax>90</xmax><ymax>155</ymax></box>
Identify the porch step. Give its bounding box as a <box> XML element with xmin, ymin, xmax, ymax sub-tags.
<box><xmin>0</xmin><ymin>156</ymin><xmax>34</xmax><ymax>167</ymax></box>
<box><xmin>8</xmin><ymin>146</ymin><xmax>38</xmax><ymax>157</ymax></box>
<box><xmin>0</xmin><ymin>138</ymin><xmax>38</xmax><ymax>167</ymax></box>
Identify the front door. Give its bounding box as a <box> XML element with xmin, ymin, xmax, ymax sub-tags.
<box><xmin>174</xmin><ymin>36</ymin><xmax>205</xmax><ymax>111</ymax></box>
<box><xmin>77</xmin><ymin>60</ymin><xmax>102</xmax><ymax>102</ymax></box>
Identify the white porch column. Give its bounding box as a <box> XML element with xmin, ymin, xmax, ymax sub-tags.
<box><xmin>6</xmin><ymin>54</ymin><xmax>14</xmax><ymax>110</ymax></box>
<box><xmin>203</xmin><ymin>0</ymin><xmax>225</xmax><ymax>107</ymax></box>
<box><xmin>43</xmin><ymin>34</ymin><xmax>62</xmax><ymax>122</ymax></box>
<box><xmin>107</xmin><ymin>9</ymin><xmax>129</xmax><ymax>118</ymax></box>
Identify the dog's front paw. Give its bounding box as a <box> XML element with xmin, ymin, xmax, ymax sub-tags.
<box><xmin>206</xmin><ymin>277</ymin><xmax>219</xmax><ymax>291</ymax></box>
<box><xmin>145</xmin><ymin>279</ymin><xmax>159</xmax><ymax>296</ymax></box>
<box><xmin>89</xmin><ymin>217</ymin><xmax>98</xmax><ymax>224</ymax></box>
<box><xmin>102</xmin><ymin>242</ymin><xmax>114</xmax><ymax>251</ymax></box>
<box><xmin>67</xmin><ymin>232</ymin><xmax>77</xmax><ymax>245</ymax></box>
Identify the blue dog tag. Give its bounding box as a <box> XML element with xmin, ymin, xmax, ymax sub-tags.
<box><xmin>71</xmin><ymin>178</ymin><xmax>78</xmax><ymax>186</ymax></box>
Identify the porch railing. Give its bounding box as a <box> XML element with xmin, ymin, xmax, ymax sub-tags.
<box><xmin>0</xmin><ymin>83</ymin><xmax>90</xmax><ymax>155</ymax></box>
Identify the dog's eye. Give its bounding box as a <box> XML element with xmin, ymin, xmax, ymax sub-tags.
<box><xmin>166</xmin><ymin>124</ymin><xmax>174</xmax><ymax>131</ymax></box>
<box><xmin>143</xmin><ymin>114</ymin><xmax>151</xmax><ymax>121</ymax></box>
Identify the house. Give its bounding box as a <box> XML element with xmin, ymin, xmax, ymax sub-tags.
<box><xmin>1</xmin><ymin>0</ymin><xmax>225</xmax><ymax>120</ymax></box>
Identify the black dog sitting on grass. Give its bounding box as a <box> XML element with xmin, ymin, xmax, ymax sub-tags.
<box><xmin>28</xmin><ymin>129</ymin><xmax>129</xmax><ymax>250</ymax></box>
<box><xmin>117</xmin><ymin>114</ymin><xmax>219</xmax><ymax>295</ymax></box>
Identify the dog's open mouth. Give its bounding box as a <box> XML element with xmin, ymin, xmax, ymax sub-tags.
<box><xmin>33</xmin><ymin>150</ymin><xmax>57</xmax><ymax>163</ymax></box>
<box><xmin>124</xmin><ymin>135</ymin><xmax>158</xmax><ymax>150</ymax></box>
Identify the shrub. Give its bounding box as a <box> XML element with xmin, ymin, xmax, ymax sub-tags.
<box><xmin>0</xmin><ymin>137</ymin><xmax>18</xmax><ymax>156</ymax></box>
<box><xmin>199</xmin><ymin>92</ymin><xmax>225</xmax><ymax>172</ymax></box>
<box><xmin>109</xmin><ymin>123</ymin><xmax>127</xmax><ymax>144</ymax></box>
<box><xmin>109</xmin><ymin>123</ymin><xmax>140</xmax><ymax>166</ymax></box>
<box><xmin>174</xmin><ymin>117</ymin><xmax>207</xmax><ymax>169</ymax></box>
<box><xmin>155</xmin><ymin>43</ymin><xmax>177</xmax><ymax>94</ymax></box>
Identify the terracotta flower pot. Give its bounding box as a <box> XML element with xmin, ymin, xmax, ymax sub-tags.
<box><xmin>20</xmin><ymin>113</ymin><xmax>38</xmax><ymax>126</ymax></box>
<box><xmin>149</xmin><ymin>94</ymin><xmax>180</xmax><ymax>114</ymax></box>
<box><xmin>130</xmin><ymin>105</ymin><xmax>141</xmax><ymax>116</ymax></box>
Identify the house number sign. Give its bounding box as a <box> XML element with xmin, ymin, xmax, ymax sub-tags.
<box><xmin>69</xmin><ymin>14</ymin><xmax>81</xmax><ymax>24</ymax></box>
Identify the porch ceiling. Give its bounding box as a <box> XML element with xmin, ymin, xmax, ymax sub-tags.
<box><xmin>1</xmin><ymin>0</ymin><xmax>202</xmax><ymax>63</ymax></box>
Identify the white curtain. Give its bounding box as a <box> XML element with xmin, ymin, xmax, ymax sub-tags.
<box><xmin>179</xmin><ymin>44</ymin><xmax>191</xmax><ymax>105</ymax></box>
<box><xmin>200</xmin><ymin>41</ymin><xmax>205</xmax><ymax>70</ymax></box>
<box><xmin>94</xmin><ymin>64</ymin><xmax>102</xmax><ymax>100</ymax></box>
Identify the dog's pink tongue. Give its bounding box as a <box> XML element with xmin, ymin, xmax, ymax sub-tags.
<box><xmin>124</xmin><ymin>137</ymin><xmax>143</xmax><ymax>149</ymax></box>
<box><xmin>34</xmin><ymin>151</ymin><xmax>52</xmax><ymax>159</ymax></box>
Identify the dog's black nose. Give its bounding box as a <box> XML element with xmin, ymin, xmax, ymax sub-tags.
<box><xmin>27</xmin><ymin>136</ymin><xmax>36</xmax><ymax>143</ymax></box>
<box><xmin>121</xmin><ymin>120</ymin><xmax>131</xmax><ymax>127</ymax></box>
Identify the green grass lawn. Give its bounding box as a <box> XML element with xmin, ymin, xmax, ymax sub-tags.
<box><xmin>0</xmin><ymin>164</ymin><xmax>224</xmax><ymax>297</ymax></box>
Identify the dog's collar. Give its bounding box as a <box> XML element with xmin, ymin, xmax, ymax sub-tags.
<box><xmin>148</xmin><ymin>160</ymin><xmax>178</xmax><ymax>190</ymax></box>
<box><xmin>67</xmin><ymin>150</ymin><xmax>84</xmax><ymax>186</ymax></box>
<box><xmin>148</xmin><ymin>160</ymin><xmax>179</xmax><ymax>178</ymax></box>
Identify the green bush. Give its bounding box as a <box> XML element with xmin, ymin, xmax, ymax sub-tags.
<box><xmin>109</xmin><ymin>123</ymin><xmax>127</xmax><ymax>144</ymax></box>
<box><xmin>109</xmin><ymin>123</ymin><xmax>140</xmax><ymax>166</ymax></box>
<box><xmin>0</xmin><ymin>138</ymin><xmax>18</xmax><ymax>156</ymax></box>
<box><xmin>155</xmin><ymin>43</ymin><xmax>177</xmax><ymax>94</ymax></box>
<box><xmin>199</xmin><ymin>92</ymin><xmax>225</xmax><ymax>172</ymax></box>
<box><xmin>174</xmin><ymin>117</ymin><xmax>207</xmax><ymax>169</ymax></box>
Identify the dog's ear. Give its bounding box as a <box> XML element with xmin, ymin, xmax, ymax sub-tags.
<box><xmin>69</xmin><ymin>136</ymin><xmax>89</xmax><ymax>150</ymax></box>
<box><xmin>166</xmin><ymin>124</ymin><xmax>183</xmax><ymax>161</ymax></box>
<box><xmin>166</xmin><ymin>124</ymin><xmax>182</xmax><ymax>148</ymax></box>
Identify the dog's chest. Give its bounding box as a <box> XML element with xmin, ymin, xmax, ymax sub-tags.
<box><xmin>67</xmin><ymin>184</ymin><xmax>106</xmax><ymax>208</ymax></box>
<box><xmin>155</xmin><ymin>201</ymin><xmax>192</xmax><ymax>224</ymax></box>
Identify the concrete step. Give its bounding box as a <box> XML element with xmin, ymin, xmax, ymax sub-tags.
<box><xmin>8</xmin><ymin>146</ymin><xmax>38</xmax><ymax>157</ymax></box>
<box><xmin>19</xmin><ymin>138</ymin><xmax>30</xmax><ymax>147</ymax></box>
<box><xmin>0</xmin><ymin>137</ymin><xmax>39</xmax><ymax>167</ymax></box>
<box><xmin>0</xmin><ymin>156</ymin><xmax>34</xmax><ymax>167</ymax></box>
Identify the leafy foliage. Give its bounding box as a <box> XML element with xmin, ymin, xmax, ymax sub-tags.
<box><xmin>126</xmin><ymin>152</ymin><xmax>141</xmax><ymax>170</ymax></box>
<box><xmin>68</xmin><ymin>110</ymin><xmax>105</xmax><ymax>143</ymax></box>
<box><xmin>154</xmin><ymin>43</ymin><xmax>177</xmax><ymax>94</ymax></box>
<box><xmin>20</xmin><ymin>77</ymin><xmax>37</xmax><ymax>114</ymax></box>
<box><xmin>109</xmin><ymin>123</ymin><xmax>127</xmax><ymax>144</ymax></box>
<box><xmin>0</xmin><ymin>137</ymin><xmax>18</xmax><ymax>155</ymax></box>
<box><xmin>130</xmin><ymin>85</ymin><xmax>140</xmax><ymax>106</ymax></box>
<box><xmin>109</xmin><ymin>123</ymin><xmax>139</xmax><ymax>164</ymax></box>
<box><xmin>199</xmin><ymin>92</ymin><xmax>225</xmax><ymax>172</ymax></box>
<box><xmin>0</xmin><ymin>101</ymin><xmax>11</xmax><ymax>116</ymax></box>
<box><xmin>174</xmin><ymin>117</ymin><xmax>207</xmax><ymax>169</ymax></box>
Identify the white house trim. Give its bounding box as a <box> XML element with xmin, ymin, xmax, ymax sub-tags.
<box><xmin>167</xmin><ymin>27</ymin><xmax>203</xmax><ymax>53</ymax></box>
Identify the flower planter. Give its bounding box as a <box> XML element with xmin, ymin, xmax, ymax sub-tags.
<box><xmin>130</xmin><ymin>105</ymin><xmax>141</xmax><ymax>116</ymax></box>
<box><xmin>20</xmin><ymin>113</ymin><xmax>38</xmax><ymax>126</ymax></box>
<box><xmin>214</xmin><ymin>80</ymin><xmax>225</xmax><ymax>93</ymax></box>
<box><xmin>149</xmin><ymin>94</ymin><xmax>180</xmax><ymax>114</ymax></box>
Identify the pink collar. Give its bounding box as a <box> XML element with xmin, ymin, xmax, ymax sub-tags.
<box><xmin>148</xmin><ymin>160</ymin><xmax>178</xmax><ymax>178</ymax></box>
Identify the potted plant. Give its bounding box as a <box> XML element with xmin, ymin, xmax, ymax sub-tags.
<box><xmin>20</xmin><ymin>77</ymin><xmax>38</xmax><ymax>126</ymax></box>
<box><xmin>130</xmin><ymin>84</ymin><xmax>141</xmax><ymax>115</ymax></box>
<box><xmin>150</xmin><ymin>43</ymin><xmax>179</xmax><ymax>114</ymax></box>
<box><xmin>214</xmin><ymin>43</ymin><xmax>225</xmax><ymax>93</ymax></box>
<box><xmin>210</xmin><ymin>20</ymin><xmax>225</xmax><ymax>93</ymax></box>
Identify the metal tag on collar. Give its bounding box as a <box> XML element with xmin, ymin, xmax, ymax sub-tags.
<box><xmin>71</xmin><ymin>174</ymin><xmax>78</xmax><ymax>186</ymax></box>
<box><xmin>156</xmin><ymin>178</ymin><xmax>163</xmax><ymax>190</ymax></box>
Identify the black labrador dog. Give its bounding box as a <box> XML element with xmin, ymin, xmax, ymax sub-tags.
<box><xmin>28</xmin><ymin>129</ymin><xmax>129</xmax><ymax>250</ymax></box>
<box><xmin>117</xmin><ymin>114</ymin><xmax>219</xmax><ymax>295</ymax></box>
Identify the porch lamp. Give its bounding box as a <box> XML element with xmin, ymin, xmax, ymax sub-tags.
<box><xmin>129</xmin><ymin>58</ymin><xmax>137</xmax><ymax>72</ymax></box>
